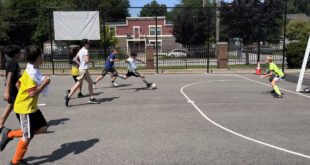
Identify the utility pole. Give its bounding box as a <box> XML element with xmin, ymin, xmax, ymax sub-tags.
<box><xmin>215</xmin><ymin>0</ymin><xmax>220</xmax><ymax>43</ymax></box>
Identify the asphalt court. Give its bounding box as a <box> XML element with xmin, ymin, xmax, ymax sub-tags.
<box><xmin>0</xmin><ymin>74</ymin><xmax>310</xmax><ymax>165</ymax></box>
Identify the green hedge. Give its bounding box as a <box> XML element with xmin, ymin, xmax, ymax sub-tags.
<box><xmin>286</xmin><ymin>40</ymin><xmax>308</xmax><ymax>69</ymax></box>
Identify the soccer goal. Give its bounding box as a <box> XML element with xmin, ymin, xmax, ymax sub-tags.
<box><xmin>296</xmin><ymin>36</ymin><xmax>310</xmax><ymax>92</ymax></box>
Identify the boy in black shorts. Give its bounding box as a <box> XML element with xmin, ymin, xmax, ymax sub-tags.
<box><xmin>124</xmin><ymin>53</ymin><xmax>152</xmax><ymax>87</ymax></box>
<box><xmin>0</xmin><ymin>46</ymin><xmax>50</xmax><ymax>165</ymax></box>
<box><xmin>0</xmin><ymin>45</ymin><xmax>22</xmax><ymax>130</ymax></box>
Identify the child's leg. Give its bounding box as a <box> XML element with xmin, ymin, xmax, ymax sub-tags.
<box><xmin>0</xmin><ymin>104</ymin><xmax>13</xmax><ymax>128</ymax></box>
<box><xmin>84</xmin><ymin>71</ymin><xmax>94</xmax><ymax>98</ymax></box>
<box><xmin>68</xmin><ymin>81</ymin><xmax>82</xmax><ymax>98</ymax></box>
<box><xmin>12</xmin><ymin>111</ymin><xmax>47</xmax><ymax>164</ymax></box>
<box><xmin>94</xmin><ymin>69</ymin><xmax>108</xmax><ymax>84</ymax></box>
<box><xmin>11</xmin><ymin>137</ymin><xmax>30</xmax><ymax>164</ymax></box>
<box><xmin>271</xmin><ymin>79</ymin><xmax>282</xmax><ymax>96</ymax></box>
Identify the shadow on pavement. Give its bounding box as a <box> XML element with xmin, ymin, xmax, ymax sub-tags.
<box><xmin>26</xmin><ymin>139</ymin><xmax>99</xmax><ymax>164</ymax></box>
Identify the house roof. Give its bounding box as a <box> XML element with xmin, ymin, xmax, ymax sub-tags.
<box><xmin>287</xmin><ymin>14</ymin><xmax>310</xmax><ymax>21</ymax></box>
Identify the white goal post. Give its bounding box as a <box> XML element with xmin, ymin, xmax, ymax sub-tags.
<box><xmin>296</xmin><ymin>36</ymin><xmax>310</xmax><ymax>92</ymax></box>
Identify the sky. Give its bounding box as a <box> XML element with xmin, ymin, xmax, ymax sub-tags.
<box><xmin>129</xmin><ymin>0</ymin><xmax>232</xmax><ymax>16</ymax></box>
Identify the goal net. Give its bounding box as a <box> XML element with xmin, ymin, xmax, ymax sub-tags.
<box><xmin>296</xmin><ymin>36</ymin><xmax>310</xmax><ymax>92</ymax></box>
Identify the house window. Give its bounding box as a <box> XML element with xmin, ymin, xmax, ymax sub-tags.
<box><xmin>133</xmin><ymin>26</ymin><xmax>140</xmax><ymax>38</ymax></box>
<box><xmin>149</xmin><ymin>27</ymin><xmax>161</xmax><ymax>36</ymax></box>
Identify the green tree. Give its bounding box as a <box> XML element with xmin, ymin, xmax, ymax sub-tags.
<box><xmin>287</xmin><ymin>0</ymin><xmax>310</xmax><ymax>15</ymax></box>
<box><xmin>100</xmin><ymin>27</ymin><xmax>118</xmax><ymax>49</ymax></box>
<box><xmin>0</xmin><ymin>4</ymin><xmax>9</xmax><ymax>44</ymax></box>
<box><xmin>140</xmin><ymin>0</ymin><xmax>167</xmax><ymax>17</ymax></box>
<box><xmin>220</xmin><ymin>0</ymin><xmax>283</xmax><ymax>45</ymax></box>
<box><xmin>172</xmin><ymin>0</ymin><xmax>215</xmax><ymax>45</ymax></box>
<box><xmin>286</xmin><ymin>20</ymin><xmax>310</xmax><ymax>41</ymax></box>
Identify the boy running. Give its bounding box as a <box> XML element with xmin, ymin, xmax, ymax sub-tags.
<box><xmin>260</xmin><ymin>56</ymin><xmax>285</xmax><ymax>98</ymax></box>
<box><xmin>93</xmin><ymin>49</ymin><xmax>124</xmax><ymax>88</ymax></box>
<box><xmin>66</xmin><ymin>47</ymin><xmax>84</xmax><ymax>98</ymax></box>
<box><xmin>64</xmin><ymin>39</ymin><xmax>98</xmax><ymax>107</ymax></box>
<box><xmin>124</xmin><ymin>52</ymin><xmax>152</xmax><ymax>88</ymax></box>
<box><xmin>0</xmin><ymin>45</ymin><xmax>50</xmax><ymax>165</ymax></box>
<box><xmin>0</xmin><ymin>45</ymin><xmax>22</xmax><ymax>130</ymax></box>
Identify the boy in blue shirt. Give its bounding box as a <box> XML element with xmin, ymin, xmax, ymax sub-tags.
<box><xmin>93</xmin><ymin>49</ymin><xmax>124</xmax><ymax>87</ymax></box>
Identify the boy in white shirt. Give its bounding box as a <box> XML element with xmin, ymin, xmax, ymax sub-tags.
<box><xmin>64</xmin><ymin>39</ymin><xmax>98</xmax><ymax>107</ymax></box>
<box><xmin>124</xmin><ymin>53</ymin><xmax>152</xmax><ymax>88</ymax></box>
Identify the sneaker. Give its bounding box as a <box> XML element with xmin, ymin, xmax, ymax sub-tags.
<box><xmin>9</xmin><ymin>159</ymin><xmax>33</xmax><ymax>165</ymax></box>
<box><xmin>146</xmin><ymin>83</ymin><xmax>152</xmax><ymax>88</ymax></box>
<box><xmin>77</xmin><ymin>93</ymin><xmax>85</xmax><ymax>98</ymax></box>
<box><xmin>270</xmin><ymin>90</ymin><xmax>275</xmax><ymax>94</ymax></box>
<box><xmin>64</xmin><ymin>95</ymin><xmax>70</xmax><ymax>107</ymax></box>
<box><xmin>0</xmin><ymin>127</ymin><xmax>12</xmax><ymax>151</ymax></box>
<box><xmin>88</xmin><ymin>98</ymin><xmax>99</xmax><ymax>104</ymax></box>
<box><xmin>275</xmin><ymin>94</ymin><xmax>283</xmax><ymax>98</ymax></box>
<box><xmin>111</xmin><ymin>82</ymin><xmax>118</xmax><ymax>87</ymax></box>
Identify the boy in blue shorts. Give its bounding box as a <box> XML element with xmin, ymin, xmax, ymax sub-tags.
<box><xmin>0</xmin><ymin>46</ymin><xmax>50</xmax><ymax>165</ymax></box>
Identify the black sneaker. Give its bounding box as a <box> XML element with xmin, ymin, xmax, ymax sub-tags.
<box><xmin>0</xmin><ymin>127</ymin><xmax>12</xmax><ymax>151</ymax></box>
<box><xmin>77</xmin><ymin>93</ymin><xmax>85</xmax><ymax>98</ymax></box>
<box><xmin>9</xmin><ymin>159</ymin><xmax>33</xmax><ymax>165</ymax></box>
<box><xmin>64</xmin><ymin>95</ymin><xmax>70</xmax><ymax>107</ymax></box>
<box><xmin>275</xmin><ymin>94</ymin><xmax>283</xmax><ymax>98</ymax></box>
<box><xmin>88</xmin><ymin>98</ymin><xmax>99</xmax><ymax>104</ymax></box>
<box><xmin>146</xmin><ymin>83</ymin><xmax>152</xmax><ymax>88</ymax></box>
<box><xmin>270</xmin><ymin>90</ymin><xmax>275</xmax><ymax>94</ymax></box>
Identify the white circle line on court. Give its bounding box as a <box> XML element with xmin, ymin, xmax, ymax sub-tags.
<box><xmin>180</xmin><ymin>79</ymin><xmax>310</xmax><ymax>159</ymax></box>
<box><xmin>38</xmin><ymin>103</ymin><xmax>47</xmax><ymax>107</ymax></box>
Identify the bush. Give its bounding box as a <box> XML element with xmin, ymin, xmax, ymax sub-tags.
<box><xmin>286</xmin><ymin>40</ymin><xmax>308</xmax><ymax>68</ymax></box>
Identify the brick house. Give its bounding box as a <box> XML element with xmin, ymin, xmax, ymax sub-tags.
<box><xmin>108</xmin><ymin>17</ymin><xmax>181</xmax><ymax>54</ymax></box>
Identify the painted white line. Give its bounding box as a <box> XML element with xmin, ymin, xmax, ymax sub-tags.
<box><xmin>234</xmin><ymin>74</ymin><xmax>310</xmax><ymax>99</ymax></box>
<box><xmin>38</xmin><ymin>103</ymin><xmax>47</xmax><ymax>107</ymax></box>
<box><xmin>181</xmin><ymin>80</ymin><xmax>310</xmax><ymax>159</ymax></box>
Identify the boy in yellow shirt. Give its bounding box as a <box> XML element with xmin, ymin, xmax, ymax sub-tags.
<box><xmin>0</xmin><ymin>46</ymin><xmax>50</xmax><ymax>165</ymax></box>
<box><xmin>261</xmin><ymin>56</ymin><xmax>285</xmax><ymax>98</ymax></box>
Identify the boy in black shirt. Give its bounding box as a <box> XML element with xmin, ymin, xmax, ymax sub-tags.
<box><xmin>0</xmin><ymin>45</ymin><xmax>21</xmax><ymax>130</ymax></box>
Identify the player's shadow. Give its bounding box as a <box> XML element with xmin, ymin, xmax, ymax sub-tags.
<box><xmin>70</xmin><ymin>92</ymin><xmax>104</xmax><ymax>100</ymax></box>
<box><xmin>47</xmin><ymin>118</ymin><xmax>69</xmax><ymax>127</ymax></box>
<box><xmin>97</xmin><ymin>96</ymin><xmax>120</xmax><ymax>103</ymax></box>
<box><xmin>26</xmin><ymin>139</ymin><xmax>99</xmax><ymax>164</ymax></box>
<box><xmin>119</xmin><ymin>87</ymin><xmax>151</xmax><ymax>92</ymax></box>
<box><xmin>69</xmin><ymin>97</ymin><xmax>119</xmax><ymax>107</ymax></box>
<box><xmin>95</xmin><ymin>84</ymin><xmax>132</xmax><ymax>89</ymax></box>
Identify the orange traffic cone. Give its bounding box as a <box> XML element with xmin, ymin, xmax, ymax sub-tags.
<box><xmin>256</xmin><ymin>62</ymin><xmax>261</xmax><ymax>75</ymax></box>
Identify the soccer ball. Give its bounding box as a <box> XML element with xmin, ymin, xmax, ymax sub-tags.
<box><xmin>151</xmin><ymin>83</ymin><xmax>157</xmax><ymax>89</ymax></box>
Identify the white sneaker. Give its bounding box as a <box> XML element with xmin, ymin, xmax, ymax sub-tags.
<box><xmin>112</xmin><ymin>82</ymin><xmax>118</xmax><ymax>87</ymax></box>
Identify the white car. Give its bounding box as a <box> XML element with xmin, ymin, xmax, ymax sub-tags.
<box><xmin>167</xmin><ymin>49</ymin><xmax>188</xmax><ymax>57</ymax></box>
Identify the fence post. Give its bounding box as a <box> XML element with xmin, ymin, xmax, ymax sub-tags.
<box><xmin>155</xmin><ymin>8</ymin><xmax>159</xmax><ymax>74</ymax></box>
<box><xmin>0</xmin><ymin>46</ymin><xmax>5</xmax><ymax>70</ymax></box>
<box><xmin>216</xmin><ymin>42</ymin><xmax>228</xmax><ymax>69</ymax></box>
<box><xmin>146</xmin><ymin>44</ymin><xmax>155</xmax><ymax>69</ymax></box>
<box><xmin>49</xmin><ymin>9</ymin><xmax>55</xmax><ymax>75</ymax></box>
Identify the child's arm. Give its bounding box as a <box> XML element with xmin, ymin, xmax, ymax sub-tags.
<box><xmin>16</xmin><ymin>81</ymin><xmax>20</xmax><ymax>90</ymax></box>
<box><xmin>137</xmin><ymin>59</ymin><xmax>146</xmax><ymax>64</ymax></box>
<box><xmin>73</xmin><ymin>55</ymin><xmax>80</xmax><ymax>66</ymax></box>
<box><xmin>28</xmin><ymin>77</ymin><xmax>50</xmax><ymax>97</ymax></box>
<box><xmin>260</xmin><ymin>71</ymin><xmax>272</xmax><ymax>78</ymax></box>
<box><xmin>3</xmin><ymin>72</ymin><xmax>12</xmax><ymax>101</ymax></box>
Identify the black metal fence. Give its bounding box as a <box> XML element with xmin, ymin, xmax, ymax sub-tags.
<box><xmin>0</xmin><ymin>5</ymin><xmax>287</xmax><ymax>74</ymax></box>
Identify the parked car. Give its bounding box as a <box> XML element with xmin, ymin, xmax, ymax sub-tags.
<box><xmin>167</xmin><ymin>49</ymin><xmax>188</xmax><ymax>57</ymax></box>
